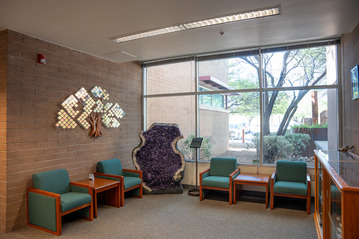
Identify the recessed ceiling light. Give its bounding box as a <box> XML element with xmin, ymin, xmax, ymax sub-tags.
<box><xmin>111</xmin><ymin>6</ymin><xmax>280</xmax><ymax>43</ymax></box>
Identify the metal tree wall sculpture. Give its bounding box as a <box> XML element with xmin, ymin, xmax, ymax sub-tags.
<box><xmin>55</xmin><ymin>86</ymin><xmax>125</xmax><ymax>138</ymax></box>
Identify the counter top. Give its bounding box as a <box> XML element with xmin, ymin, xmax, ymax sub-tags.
<box><xmin>314</xmin><ymin>150</ymin><xmax>359</xmax><ymax>188</ymax></box>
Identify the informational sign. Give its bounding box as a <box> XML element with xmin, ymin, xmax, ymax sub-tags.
<box><xmin>190</xmin><ymin>137</ymin><xmax>203</xmax><ymax>149</ymax></box>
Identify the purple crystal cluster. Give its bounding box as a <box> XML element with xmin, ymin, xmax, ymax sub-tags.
<box><xmin>133</xmin><ymin>123</ymin><xmax>185</xmax><ymax>192</ymax></box>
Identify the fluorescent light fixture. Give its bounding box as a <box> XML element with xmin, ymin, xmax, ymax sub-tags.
<box><xmin>183</xmin><ymin>7</ymin><xmax>280</xmax><ymax>29</ymax></box>
<box><xmin>112</xmin><ymin>6</ymin><xmax>280</xmax><ymax>43</ymax></box>
<box><xmin>112</xmin><ymin>25</ymin><xmax>186</xmax><ymax>43</ymax></box>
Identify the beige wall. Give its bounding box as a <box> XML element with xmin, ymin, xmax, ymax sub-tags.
<box><xmin>199</xmin><ymin>107</ymin><xmax>229</xmax><ymax>156</ymax></box>
<box><xmin>147</xmin><ymin>61</ymin><xmax>195</xmax><ymax>95</ymax></box>
<box><xmin>0</xmin><ymin>30</ymin><xmax>142</xmax><ymax>232</ymax></box>
<box><xmin>342</xmin><ymin>23</ymin><xmax>359</xmax><ymax>149</ymax></box>
<box><xmin>199</xmin><ymin>59</ymin><xmax>229</xmax><ymax>83</ymax></box>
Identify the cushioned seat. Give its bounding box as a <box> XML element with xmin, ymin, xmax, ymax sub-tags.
<box><xmin>61</xmin><ymin>192</ymin><xmax>92</xmax><ymax>212</ymax></box>
<box><xmin>199</xmin><ymin>157</ymin><xmax>240</xmax><ymax>205</ymax></box>
<box><xmin>270</xmin><ymin>160</ymin><xmax>311</xmax><ymax>214</ymax></box>
<box><xmin>124</xmin><ymin>177</ymin><xmax>143</xmax><ymax>189</ymax></box>
<box><xmin>28</xmin><ymin>169</ymin><xmax>93</xmax><ymax>236</ymax></box>
<box><xmin>201</xmin><ymin>176</ymin><xmax>230</xmax><ymax>188</ymax></box>
<box><xmin>95</xmin><ymin>159</ymin><xmax>143</xmax><ymax>207</ymax></box>
<box><xmin>273</xmin><ymin>181</ymin><xmax>308</xmax><ymax>196</ymax></box>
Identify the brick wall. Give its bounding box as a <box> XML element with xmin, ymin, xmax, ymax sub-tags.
<box><xmin>0</xmin><ymin>30</ymin><xmax>8</xmax><ymax>233</ymax></box>
<box><xmin>1</xmin><ymin>30</ymin><xmax>142</xmax><ymax>232</ymax></box>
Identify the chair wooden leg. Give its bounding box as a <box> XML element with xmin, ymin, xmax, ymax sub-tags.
<box><xmin>270</xmin><ymin>177</ymin><xmax>274</xmax><ymax>210</ymax></box>
<box><xmin>120</xmin><ymin>180</ymin><xmax>125</xmax><ymax>207</ymax></box>
<box><xmin>307</xmin><ymin>180</ymin><xmax>311</xmax><ymax>214</ymax></box>
<box><xmin>139</xmin><ymin>184</ymin><xmax>143</xmax><ymax>198</ymax></box>
<box><xmin>121</xmin><ymin>191</ymin><xmax>124</xmax><ymax>207</ymax></box>
<box><xmin>89</xmin><ymin>200</ymin><xmax>94</xmax><ymax>220</ymax></box>
<box><xmin>200</xmin><ymin>185</ymin><xmax>203</xmax><ymax>201</ymax></box>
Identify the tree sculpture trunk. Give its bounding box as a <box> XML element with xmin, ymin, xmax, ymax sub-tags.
<box><xmin>88</xmin><ymin>113</ymin><xmax>102</xmax><ymax>138</ymax></box>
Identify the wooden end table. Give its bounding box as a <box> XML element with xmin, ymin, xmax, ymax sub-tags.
<box><xmin>76</xmin><ymin>177</ymin><xmax>120</xmax><ymax>218</ymax></box>
<box><xmin>234</xmin><ymin>173</ymin><xmax>270</xmax><ymax>208</ymax></box>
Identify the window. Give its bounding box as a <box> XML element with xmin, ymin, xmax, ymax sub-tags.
<box><xmin>146</xmin><ymin>95</ymin><xmax>195</xmax><ymax>160</ymax></box>
<box><xmin>143</xmin><ymin>41</ymin><xmax>339</xmax><ymax>166</ymax></box>
<box><xmin>199</xmin><ymin>87</ymin><xmax>225</xmax><ymax>108</ymax></box>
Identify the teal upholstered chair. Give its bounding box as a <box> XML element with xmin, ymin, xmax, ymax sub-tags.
<box><xmin>200</xmin><ymin>157</ymin><xmax>240</xmax><ymax>205</ymax></box>
<box><xmin>27</xmin><ymin>169</ymin><xmax>93</xmax><ymax>236</ymax></box>
<box><xmin>270</xmin><ymin>160</ymin><xmax>311</xmax><ymax>214</ymax></box>
<box><xmin>94</xmin><ymin>159</ymin><xmax>143</xmax><ymax>206</ymax></box>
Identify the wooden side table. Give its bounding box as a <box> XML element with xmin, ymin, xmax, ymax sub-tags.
<box><xmin>234</xmin><ymin>173</ymin><xmax>270</xmax><ymax>208</ymax></box>
<box><xmin>76</xmin><ymin>177</ymin><xmax>120</xmax><ymax>218</ymax></box>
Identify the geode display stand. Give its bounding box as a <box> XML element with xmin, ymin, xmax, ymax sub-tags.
<box><xmin>132</xmin><ymin>123</ymin><xmax>185</xmax><ymax>194</ymax></box>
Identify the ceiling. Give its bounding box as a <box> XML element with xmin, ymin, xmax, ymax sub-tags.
<box><xmin>0</xmin><ymin>0</ymin><xmax>358</xmax><ymax>64</ymax></box>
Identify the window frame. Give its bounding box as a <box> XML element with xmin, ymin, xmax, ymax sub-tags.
<box><xmin>142</xmin><ymin>40</ymin><xmax>341</xmax><ymax>167</ymax></box>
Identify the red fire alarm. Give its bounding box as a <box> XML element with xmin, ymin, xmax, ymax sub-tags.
<box><xmin>37</xmin><ymin>54</ymin><xmax>46</xmax><ymax>64</ymax></box>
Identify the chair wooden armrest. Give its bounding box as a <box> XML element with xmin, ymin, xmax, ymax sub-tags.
<box><xmin>200</xmin><ymin>168</ymin><xmax>210</xmax><ymax>176</ymax></box>
<box><xmin>70</xmin><ymin>182</ymin><xmax>92</xmax><ymax>189</ymax></box>
<box><xmin>123</xmin><ymin>169</ymin><xmax>143</xmax><ymax>179</ymax></box>
<box><xmin>70</xmin><ymin>182</ymin><xmax>92</xmax><ymax>194</ymax></box>
<box><xmin>94</xmin><ymin>172</ymin><xmax>124</xmax><ymax>180</ymax></box>
<box><xmin>28</xmin><ymin>188</ymin><xmax>60</xmax><ymax>198</ymax></box>
<box><xmin>270</xmin><ymin>171</ymin><xmax>276</xmax><ymax>187</ymax></box>
<box><xmin>306</xmin><ymin>174</ymin><xmax>311</xmax><ymax>183</ymax></box>
<box><xmin>271</xmin><ymin>171</ymin><xmax>276</xmax><ymax>180</ymax></box>
<box><xmin>230</xmin><ymin>168</ymin><xmax>240</xmax><ymax>178</ymax></box>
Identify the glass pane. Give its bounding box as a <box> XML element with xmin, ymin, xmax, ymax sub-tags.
<box><xmin>146</xmin><ymin>95</ymin><xmax>195</xmax><ymax>160</ymax></box>
<box><xmin>330</xmin><ymin>181</ymin><xmax>342</xmax><ymax>239</ymax></box>
<box><xmin>147</xmin><ymin>61</ymin><xmax>195</xmax><ymax>94</ymax></box>
<box><xmin>318</xmin><ymin>162</ymin><xmax>323</xmax><ymax>229</ymax></box>
<box><xmin>199</xmin><ymin>93</ymin><xmax>260</xmax><ymax>164</ymax></box>
<box><xmin>263</xmin><ymin>45</ymin><xmax>337</xmax><ymax>88</ymax></box>
<box><xmin>198</xmin><ymin>56</ymin><xmax>259</xmax><ymax>91</ymax></box>
<box><xmin>262</xmin><ymin>89</ymin><xmax>337</xmax><ymax>165</ymax></box>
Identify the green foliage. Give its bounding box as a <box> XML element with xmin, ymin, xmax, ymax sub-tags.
<box><xmin>271</xmin><ymin>91</ymin><xmax>291</xmax><ymax>115</ymax></box>
<box><xmin>284</xmin><ymin>133</ymin><xmax>310</xmax><ymax>157</ymax></box>
<box><xmin>227</xmin><ymin>59</ymin><xmax>260</xmax><ymax>119</ymax></box>
<box><xmin>263</xmin><ymin>135</ymin><xmax>293</xmax><ymax>163</ymax></box>
<box><xmin>291</xmin><ymin>123</ymin><xmax>328</xmax><ymax>129</ymax></box>
<box><xmin>228</xmin><ymin>47</ymin><xmax>328</xmax><ymax>136</ymax></box>
<box><xmin>250</xmin><ymin>133</ymin><xmax>310</xmax><ymax>163</ymax></box>
<box><xmin>181</xmin><ymin>134</ymin><xmax>212</xmax><ymax>161</ymax></box>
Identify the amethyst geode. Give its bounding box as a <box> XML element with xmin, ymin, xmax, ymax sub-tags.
<box><xmin>132</xmin><ymin>123</ymin><xmax>185</xmax><ymax>194</ymax></box>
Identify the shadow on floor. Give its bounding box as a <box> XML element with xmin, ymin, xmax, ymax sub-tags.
<box><xmin>203</xmin><ymin>190</ymin><xmax>314</xmax><ymax>213</ymax></box>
